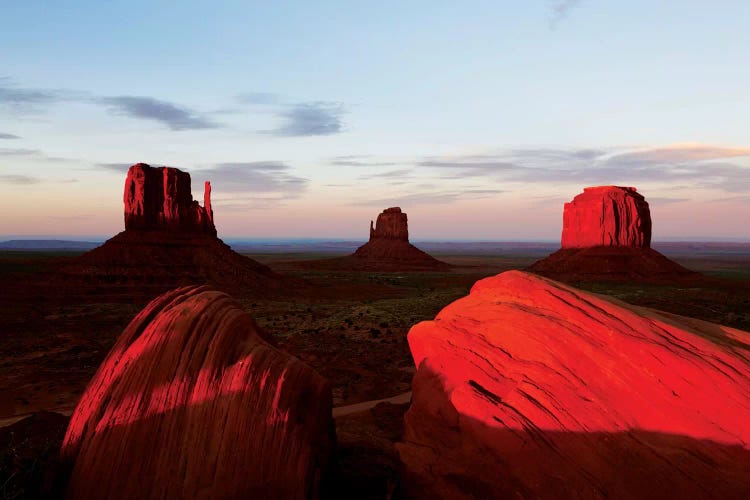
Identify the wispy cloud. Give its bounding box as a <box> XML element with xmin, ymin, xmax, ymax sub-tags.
<box><xmin>198</xmin><ymin>161</ymin><xmax>308</xmax><ymax>197</ymax></box>
<box><xmin>358</xmin><ymin>168</ymin><xmax>413</xmax><ymax>180</ymax></box>
<box><xmin>98</xmin><ymin>96</ymin><xmax>220</xmax><ymax>131</ymax></box>
<box><xmin>330</xmin><ymin>155</ymin><xmax>397</xmax><ymax>167</ymax></box>
<box><xmin>605</xmin><ymin>145</ymin><xmax>750</xmax><ymax>165</ymax></box>
<box><xmin>0</xmin><ymin>174</ymin><xmax>41</xmax><ymax>185</ymax></box>
<box><xmin>549</xmin><ymin>0</ymin><xmax>581</xmax><ymax>29</ymax></box>
<box><xmin>268</xmin><ymin>102</ymin><xmax>345</xmax><ymax>137</ymax></box>
<box><xmin>352</xmin><ymin>188</ymin><xmax>504</xmax><ymax>207</ymax></box>
<box><xmin>411</xmin><ymin>144</ymin><xmax>750</xmax><ymax>192</ymax></box>
<box><xmin>0</xmin><ymin>148</ymin><xmax>40</xmax><ymax>156</ymax></box>
<box><xmin>0</xmin><ymin>132</ymin><xmax>20</xmax><ymax>139</ymax></box>
<box><xmin>94</xmin><ymin>162</ymin><xmax>133</xmax><ymax>173</ymax></box>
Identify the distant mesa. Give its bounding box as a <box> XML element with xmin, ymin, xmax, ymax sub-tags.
<box><xmin>60</xmin><ymin>285</ymin><xmax>334</xmax><ymax>499</ymax></box>
<box><xmin>397</xmin><ymin>270</ymin><xmax>750</xmax><ymax>498</ymax></box>
<box><xmin>367</xmin><ymin>207</ymin><xmax>409</xmax><ymax>241</ymax></box>
<box><xmin>54</xmin><ymin>163</ymin><xmax>282</xmax><ymax>299</ymax></box>
<box><xmin>298</xmin><ymin>207</ymin><xmax>450</xmax><ymax>272</ymax></box>
<box><xmin>528</xmin><ymin>185</ymin><xmax>696</xmax><ymax>282</ymax></box>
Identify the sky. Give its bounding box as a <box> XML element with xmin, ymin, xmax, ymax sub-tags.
<box><xmin>1</xmin><ymin>0</ymin><xmax>749</xmax><ymax>241</ymax></box>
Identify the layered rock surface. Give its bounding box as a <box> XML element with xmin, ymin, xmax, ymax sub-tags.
<box><xmin>56</xmin><ymin>163</ymin><xmax>282</xmax><ymax>298</ymax></box>
<box><xmin>397</xmin><ymin>271</ymin><xmax>750</xmax><ymax>499</ymax></box>
<box><xmin>60</xmin><ymin>286</ymin><xmax>333</xmax><ymax>499</ymax></box>
<box><xmin>562</xmin><ymin>186</ymin><xmax>651</xmax><ymax>248</ymax></box>
<box><xmin>124</xmin><ymin>163</ymin><xmax>215</xmax><ymax>235</ymax></box>
<box><xmin>529</xmin><ymin>186</ymin><xmax>695</xmax><ymax>282</ymax></box>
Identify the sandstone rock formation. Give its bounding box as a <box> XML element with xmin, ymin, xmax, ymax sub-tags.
<box><xmin>55</xmin><ymin>163</ymin><xmax>283</xmax><ymax>299</ymax></box>
<box><xmin>60</xmin><ymin>286</ymin><xmax>333</xmax><ymax>499</ymax></box>
<box><xmin>123</xmin><ymin>163</ymin><xmax>215</xmax><ymax>235</ymax></box>
<box><xmin>397</xmin><ymin>271</ymin><xmax>750</xmax><ymax>499</ymax></box>
<box><xmin>290</xmin><ymin>207</ymin><xmax>449</xmax><ymax>272</ymax></box>
<box><xmin>528</xmin><ymin>186</ymin><xmax>695</xmax><ymax>282</ymax></box>
<box><xmin>319</xmin><ymin>207</ymin><xmax>449</xmax><ymax>271</ymax></box>
<box><xmin>368</xmin><ymin>207</ymin><xmax>409</xmax><ymax>241</ymax></box>
<box><xmin>562</xmin><ymin>186</ymin><xmax>651</xmax><ymax>248</ymax></box>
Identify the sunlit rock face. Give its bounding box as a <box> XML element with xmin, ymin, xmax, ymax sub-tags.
<box><xmin>54</xmin><ymin>163</ymin><xmax>282</xmax><ymax>298</ymax></box>
<box><xmin>397</xmin><ymin>271</ymin><xmax>750</xmax><ymax>499</ymax></box>
<box><xmin>561</xmin><ymin>186</ymin><xmax>651</xmax><ymax>249</ymax></box>
<box><xmin>61</xmin><ymin>286</ymin><xmax>333</xmax><ymax>499</ymax></box>
<box><xmin>527</xmin><ymin>186</ymin><xmax>695</xmax><ymax>282</ymax></box>
<box><xmin>124</xmin><ymin>163</ymin><xmax>215</xmax><ymax>236</ymax></box>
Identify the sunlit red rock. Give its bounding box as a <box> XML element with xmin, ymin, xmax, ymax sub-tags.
<box><xmin>562</xmin><ymin>186</ymin><xmax>651</xmax><ymax>248</ymax></box>
<box><xmin>60</xmin><ymin>285</ymin><xmax>333</xmax><ymax>499</ymax></box>
<box><xmin>528</xmin><ymin>186</ymin><xmax>695</xmax><ymax>282</ymax></box>
<box><xmin>397</xmin><ymin>271</ymin><xmax>750</xmax><ymax>498</ymax></box>
<box><xmin>124</xmin><ymin>163</ymin><xmax>216</xmax><ymax>236</ymax></box>
<box><xmin>54</xmin><ymin>163</ymin><xmax>283</xmax><ymax>299</ymax></box>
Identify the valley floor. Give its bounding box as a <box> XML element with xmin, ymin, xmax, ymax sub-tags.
<box><xmin>0</xmin><ymin>247</ymin><xmax>748</xmax><ymax>497</ymax></box>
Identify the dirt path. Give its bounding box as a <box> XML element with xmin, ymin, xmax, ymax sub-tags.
<box><xmin>332</xmin><ymin>391</ymin><xmax>411</xmax><ymax>418</ymax></box>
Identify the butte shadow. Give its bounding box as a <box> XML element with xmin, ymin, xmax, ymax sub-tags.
<box><xmin>396</xmin><ymin>270</ymin><xmax>750</xmax><ymax>498</ymax></box>
<box><xmin>58</xmin><ymin>285</ymin><xmax>334</xmax><ymax>499</ymax></box>
<box><xmin>52</xmin><ymin>163</ymin><xmax>289</xmax><ymax>300</ymax></box>
<box><xmin>527</xmin><ymin>185</ymin><xmax>698</xmax><ymax>283</ymax></box>
<box><xmin>293</xmin><ymin>207</ymin><xmax>451</xmax><ymax>272</ymax></box>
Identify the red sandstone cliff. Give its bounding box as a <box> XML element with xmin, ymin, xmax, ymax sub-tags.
<box><xmin>528</xmin><ymin>186</ymin><xmax>694</xmax><ymax>282</ymax></box>
<box><xmin>55</xmin><ymin>163</ymin><xmax>282</xmax><ymax>299</ymax></box>
<box><xmin>61</xmin><ymin>286</ymin><xmax>333</xmax><ymax>499</ymax></box>
<box><xmin>124</xmin><ymin>163</ymin><xmax>215</xmax><ymax>236</ymax></box>
<box><xmin>397</xmin><ymin>271</ymin><xmax>750</xmax><ymax>498</ymax></box>
<box><xmin>562</xmin><ymin>186</ymin><xmax>651</xmax><ymax>248</ymax></box>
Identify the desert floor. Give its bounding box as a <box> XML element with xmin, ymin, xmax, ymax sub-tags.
<box><xmin>1</xmin><ymin>246</ymin><xmax>749</xmax><ymax>497</ymax></box>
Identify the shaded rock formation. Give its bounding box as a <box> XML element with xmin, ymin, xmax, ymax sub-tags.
<box><xmin>397</xmin><ymin>271</ymin><xmax>750</xmax><ymax>499</ymax></box>
<box><xmin>528</xmin><ymin>186</ymin><xmax>695</xmax><ymax>282</ymax></box>
<box><xmin>55</xmin><ymin>163</ymin><xmax>283</xmax><ymax>299</ymax></box>
<box><xmin>123</xmin><ymin>163</ymin><xmax>215</xmax><ymax>235</ymax></box>
<box><xmin>298</xmin><ymin>207</ymin><xmax>449</xmax><ymax>272</ymax></box>
<box><xmin>562</xmin><ymin>186</ymin><xmax>651</xmax><ymax>248</ymax></box>
<box><xmin>368</xmin><ymin>207</ymin><xmax>409</xmax><ymax>241</ymax></box>
<box><xmin>60</xmin><ymin>286</ymin><xmax>333</xmax><ymax>499</ymax></box>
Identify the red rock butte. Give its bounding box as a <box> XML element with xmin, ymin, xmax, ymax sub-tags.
<box><xmin>53</xmin><ymin>163</ymin><xmax>283</xmax><ymax>299</ymax></box>
<box><xmin>561</xmin><ymin>186</ymin><xmax>651</xmax><ymax>248</ymax></box>
<box><xmin>368</xmin><ymin>207</ymin><xmax>409</xmax><ymax>241</ymax></box>
<box><xmin>60</xmin><ymin>285</ymin><xmax>334</xmax><ymax>499</ymax></box>
<box><xmin>123</xmin><ymin>163</ymin><xmax>216</xmax><ymax>236</ymax></box>
<box><xmin>349</xmin><ymin>207</ymin><xmax>450</xmax><ymax>271</ymax></box>
<box><xmin>528</xmin><ymin>186</ymin><xmax>695</xmax><ymax>283</ymax></box>
<box><xmin>397</xmin><ymin>270</ymin><xmax>750</xmax><ymax>498</ymax></box>
<box><xmin>292</xmin><ymin>207</ymin><xmax>450</xmax><ymax>272</ymax></box>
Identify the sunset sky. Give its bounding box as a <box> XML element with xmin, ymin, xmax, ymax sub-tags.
<box><xmin>1</xmin><ymin>1</ymin><xmax>749</xmax><ymax>241</ymax></box>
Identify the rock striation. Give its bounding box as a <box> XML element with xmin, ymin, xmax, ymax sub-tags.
<box><xmin>562</xmin><ymin>186</ymin><xmax>651</xmax><ymax>248</ymax></box>
<box><xmin>60</xmin><ymin>286</ymin><xmax>333</xmax><ymax>499</ymax></box>
<box><xmin>397</xmin><ymin>271</ymin><xmax>750</xmax><ymax>499</ymax></box>
<box><xmin>528</xmin><ymin>186</ymin><xmax>695</xmax><ymax>282</ymax></box>
<box><xmin>123</xmin><ymin>163</ymin><xmax>215</xmax><ymax>235</ymax></box>
<box><xmin>55</xmin><ymin>163</ymin><xmax>283</xmax><ymax>299</ymax></box>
